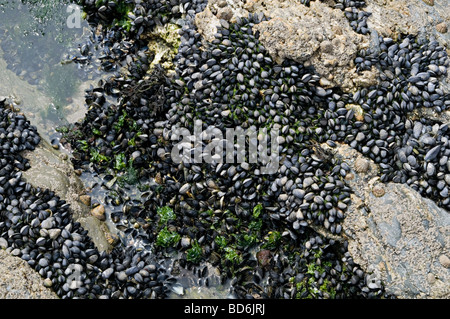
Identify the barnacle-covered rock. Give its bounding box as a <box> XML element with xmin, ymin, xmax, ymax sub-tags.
<box><xmin>195</xmin><ymin>0</ymin><xmax>377</xmax><ymax>91</ymax></box>
<box><xmin>324</xmin><ymin>143</ymin><xmax>450</xmax><ymax>299</ymax></box>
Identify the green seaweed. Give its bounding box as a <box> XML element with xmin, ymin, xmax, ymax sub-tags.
<box><xmin>186</xmin><ymin>240</ymin><xmax>203</xmax><ymax>264</ymax></box>
<box><xmin>157</xmin><ymin>206</ymin><xmax>176</xmax><ymax>225</ymax></box>
<box><xmin>156</xmin><ymin>226</ymin><xmax>180</xmax><ymax>248</ymax></box>
<box><xmin>224</xmin><ymin>247</ymin><xmax>242</xmax><ymax>265</ymax></box>
<box><xmin>114</xmin><ymin>153</ymin><xmax>127</xmax><ymax>171</ymax></box>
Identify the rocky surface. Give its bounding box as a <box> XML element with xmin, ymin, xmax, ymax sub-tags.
<box><xmin>1</xmin><ymin>0</ymin><xmax>449</xmax><ymax>300</ymax></box>
<box><xmin>323</xmin><ymin>143</ymin><xmax>450</xmax><ymax>299</ymax></box>
<box><xmin>0</xmin><ymin>250</ymin><xmax>58</xmax><ymax>299</ymax></box>
<box><xmin>196</xmin><ymin>0</ymin><xmax>450</xmax><ymax>93</ymax></box>
<box><xmin>365</xmin><ymin>0</ymin><xmax>450</xmax><ymax>94</ymax></box>
<box><xmin>21</xmin><ymin>139</ymin><xmax>113</xmax><ymax>253</ymax></box>
<box><xmin>366</xmin><ymin>0</ymin><xmax>450</xmax><ymax>45</ymax></box>
<box><xmin>196</xmin><ymin>0</ymin><xmax>379</xmax><ymax>91</ymax></box>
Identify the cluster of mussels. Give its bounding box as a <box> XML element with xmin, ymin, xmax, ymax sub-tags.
<box><xmin>58</xmin><ymin>2</ymin><xmax>401</xmax><ymax>298</ymax></box>
<box><xmin>294</xmin><ymin>0</ymin><xmax>371</xmax><ymax>35</ymax></box>
<box><xmin>3</xmin><ymin>0</ymin><xmax>448</xmax><ymax>300</ymax></box>
<box><xmin>75</xmin><ymin>0</ymin><xmax>207</xmax><ymax>37</ymax></box>
<box><xmin>334</xmin><ymin>0</ymin><xmax>371</xmax><ymax>35</ymax></box>
<box><xmin>343</xmin><ymin>34</ymin><xmax>450</xmax><ymax>209</ymax></box>
<box><xmin>0</xmin><ymin>97</ymin><xmax>179</xmax><ymax>299</ymax></box>
<box><xmin>66</xmin><ymin>0</ymin><xmax>208</xmax><ymax>81</ymax></box>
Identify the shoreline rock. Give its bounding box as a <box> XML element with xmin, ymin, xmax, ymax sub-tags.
<box><xmin>0</xmin><ymin>250</ymin><xmax>58</xmax><ymax>299</ymax></box>
<box><xmin>195</xmin><ymin>0</ymin><xmax>379</xmax><ymax>91</ymax></box>
<box><xmin>21</xmin><ymin>139</ymin><xmax>114</xmax><ymax>253</ymax></box>
<box><xmin>323</xmin><ymin>143</ymin><xmax>450</xmax><ymax>299</ymax></box>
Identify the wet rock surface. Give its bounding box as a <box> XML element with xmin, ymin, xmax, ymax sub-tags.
<box><xmin>0</xmin><ymin>250</ymin><xmax>58</xmax><ymax>299</ymax></box>
<box><xmin>195</xmin><ymin>0</ymin><xmax>378</xmax><ymax>91</ymax></box>
<box><xmin>324</xmin><ymin>143</ymin><xmax>450</xmax><ymax>299</ymax></box>
<box><xmin>21</xmin><ymin>139</ymin><xmax>113</xmax><ymax>253</ymax></box>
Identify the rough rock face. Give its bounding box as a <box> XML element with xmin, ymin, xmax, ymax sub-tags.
<box><xmin>251</xmin><ymin>1</ymin><xmax>377</xmax><ymax>90</ymax></box>
<box><xmin>323</xmin><ymin>143</ymin><xmax>450</xmax><ymax>299</ymax></box>
<box><xmin>21</xmin><ymin>139</ymin><xmax>113</xmax><ymax>253</ymax></box>
<box><xmin>365</xmin><ymin>0</ymin><xmax>450</xmax><ymax>94</ymax></box>
<box><xmin>366</xmin><ymin>0</ymin><xmax>450</xmax><ymax>44</ymax></box>
<box><xmin>0</xmin><ymin>250</ymin><xmax>58</xmax><ymax>299</ymax></box>
<box><xmin>196</xmin><ymin>0</ymin><xmax>450</xmax><ymax>93</ymax></box>
<box><xmin>195</xmin><ymin>0</ymin><xmax>378</xmax><ymax>91</ymax></box>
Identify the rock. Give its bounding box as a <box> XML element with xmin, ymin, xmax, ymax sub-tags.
<box><xmin>79</xmin><ymin>195</ymin><xmax>91</xmax><ymax>207</ymax></box>
<box><xmin>76</xmin><ymin>217</ymin><xmax>113</xmax><ymax>252</ymax></box>
<box><xmin>0</xmin><ymin>250</ymin><xmax>58</xmax><ymax>299</ymax></box>
<box><xmin>439</xmin><ymin>255</ymin><xmax>450</xmax><ymax>268</ymax></box>
<box><xmin>253</xmin><ymin>1</ymin><xmax>374</xmax><ymax>91</ymax></box>
<box><xmin>195</xmin><ymin>7</ymin><xmax>221</xmax><ymax>43</ymax></box>
<box><xmin>48</xmin><ymin>229</ymin><xmax>61</xmax><ymax>240</ymax></box>
<box><xmin>91</xmin><ymin>204</ymin><xmax>106</xmax><ymax>221</ymax></box>
<box><xmin>195</xmin><ymin>0</ymin><xmax>377</xmax><ymax>91</ymax></box>
<box><xmin>365</xmin><ymin>0</ymin><xmax>450</xmax><ymax>94</ymax></box>
<box><xmin>366</xmin><ymin>0</ymin><xmax>450</xmax><ymax>44</ymax></box>
<box><xmin>322</xmin><ymin>143</ymin><xmax>450</xmax><ymax>299</ymax></box>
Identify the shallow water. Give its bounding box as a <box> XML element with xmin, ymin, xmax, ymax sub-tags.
<box><xmin>0</xmin><ymin>0</ymin><xmax>91</xmax><ymax>142</ymax></box>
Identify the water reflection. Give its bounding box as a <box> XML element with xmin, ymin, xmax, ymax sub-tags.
<box><xmin>0</xmin><ymin>0</ymin><xmax>90</xmax><ymax>141</ymax></box>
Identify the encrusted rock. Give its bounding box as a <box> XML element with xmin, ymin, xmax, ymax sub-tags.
<box><xmin>195</xmin><ymin>0</ymin><xmax>377</xmax><ymax>91</ymax></box>
<box><xmin>439</xmin><ymin>255</ymin><xmax>450</xmax><ymax>268</ymax></box>
<box><xmin>195</xmin><ymin>6</ymin><xmax>221</xmax><ymax>43</ymax></box>
<box><xmin>91</xmin><ymin>204</ymin><xmax>106</xmax><ymax>221</ymax></box>
<box><xmin>323</xmin><ymin>143</ymin><xmax>450</xmax><ymax>298</ymax></box>
<box><xmin>0</xmin><ymin>250</ymin><xmax>58</xmax><ymax>299</ymax></box>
